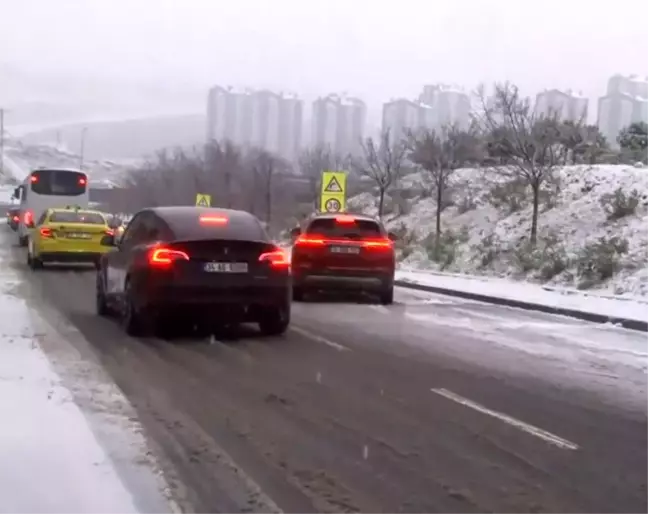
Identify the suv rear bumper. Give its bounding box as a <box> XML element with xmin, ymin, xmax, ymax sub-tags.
<box><xmin>294</xmin><ymin>272</ymin><xmax>393</xmax><ymax>292</ymax></box>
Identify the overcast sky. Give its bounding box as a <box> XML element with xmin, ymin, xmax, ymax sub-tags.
<box><xmin>1</xmin><ymin>0</ymin><xmax>646</xmax><ymax>112</ymax></box>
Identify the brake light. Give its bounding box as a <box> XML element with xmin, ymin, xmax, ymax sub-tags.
<box><xmin>23</xmin><ymin>210</ymin><xmax>33</xmax><ymax>225</ymax></box>
<box><xmin>149</xmin><ymin>248</ymin><xmax>189</xmax><ymax>266</ymax></box>
<box><xmin>335</xmin><ymin>215</ymin><xmax>356</xmax><ymax>224</ymax></box>
<box><xmin>105</xmin><ymin>229</ymin><xmax>114</xmax><ymax>236</ymax></box>
<box><xmin>40</xmin><ymin>227</ymin><xmax>53</xmax><ymax>238</ymax></box>
<box><xmin>30</xmin><ymin>175</ymin><xmax>38</xmax><ymax>183</ymax></box>
<box><xmin>200</xmin><ymin>215</ymin><xmax>228</xmax><ymax>225</ymax></box>
<box><xmin>294</xmin><ymin>235</ymin><xmax>326</xmax><ymax>247</ymax></box>
<box><xmin>259</xmin><ymin>249</ymin><xmax>290</xmax><ymax>269</ymax></box>
<box><xmin>78</xmin><ymin>176</ymin><xmax>87</xmax><ymax>185</ymax></box>
<box><xmin>12</xmin><ymin>215</ymin><xmax>19</xmax><ymax>222</ymax></box>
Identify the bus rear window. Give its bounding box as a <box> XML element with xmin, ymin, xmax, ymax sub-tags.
<box><xmin>49</xmin><ymin>211</ymin><xmax>105</xmax><ymax>224</ymax></box>
<box><xmin>30</xmin><ymin>170</ymin><xmax>87</xmax><ymax>196</ymax></box>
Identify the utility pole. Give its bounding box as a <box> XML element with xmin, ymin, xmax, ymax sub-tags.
<box><xmin>0</xmin><ymin>108</ymin><xmax>4</xmax><ymax>178</ymax></box>
<box><xmin>79</xmin><ymin>126</ymin><xmax>87</xmax><ymax>170</ymax></box>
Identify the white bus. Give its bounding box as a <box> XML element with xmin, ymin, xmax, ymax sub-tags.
<box><xmin>13</xmin><ymin>168</ymin><xmax>90</xmax><ymax>246</ymax></box>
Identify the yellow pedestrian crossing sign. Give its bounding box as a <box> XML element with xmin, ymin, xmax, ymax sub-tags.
<box><xmin>195</xmin><ymin>193</ymin><xmax>211</xmax><ymax>207</ymax></box>
<box><xmin>320</xmin><ymin>171</ymin><xmax>347</xmax><ymax>213</ymax></box>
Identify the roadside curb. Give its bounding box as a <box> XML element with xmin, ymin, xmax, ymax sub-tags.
<box><xmin>394</xmin><ymin>280</ymin><xmax>648</xmax><ymax>333</ymax></box>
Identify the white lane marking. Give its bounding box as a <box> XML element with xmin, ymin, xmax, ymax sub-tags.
<box><xmin>289</xmin><ymin>326</ymin><xmax>349</xmax><ymax>352</ymax></box>
<box><xmin>431</xmin><ymin>388</ymin><xmax>579</xmax><ymax>451</ymax></box>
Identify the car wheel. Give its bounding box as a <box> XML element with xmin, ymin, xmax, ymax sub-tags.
<box><xmin>379</xmin><ymin>286</ymin><xmax>394</xmax><ymax>305</ymax></box>
<box><xmin>27</xmin><ymin>248</ymin><xmax>42</xmax><ymax>270</ymax></box>
<box><xmin>258</xmin><ymin>305</ymin><xmax>290</xmax><ymax>336</ymax></box>
<box><xmin>96</xmin><ymin>274</ymin><xmax>111</xmax><ymax>317</ymax></box>
<box><xmin>122</xmin><ymin>279</ymin><xmax>151</xmax><ymax>337</ymax></box>
<box><xmin>292</xmin><ymin>286</ymin><xmax>305</xmax><ymax>302</ymax></box>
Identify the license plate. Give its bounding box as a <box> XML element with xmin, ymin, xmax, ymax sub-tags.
<box><xmin>330</xmin><ymin>245</ymin><xmax>360</xmax><ymax>254</ymax></box>
<box><xmin>66</xmin><ymin>232</ymin><xmax>91</xmax><ymax>239</ymax></box>
<box><xmin>203</xmin><ymin>262</ymin><xmax>248</xmax><ymax>273</ymax></box>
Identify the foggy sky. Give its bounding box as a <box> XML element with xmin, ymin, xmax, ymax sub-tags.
<box><xmin>1</xmin><ymin>0</ymin><xmax>646</xmax><ymax>110</ymax></box>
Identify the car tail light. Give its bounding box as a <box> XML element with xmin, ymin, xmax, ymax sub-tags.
<box><xmin>148</xmin><ymin>247</ymin><xmax>190</xmax><ymax>266</ymax></box>
<box><xmin>78</xmin><ymin>176</ymin><xmax>87</xmax><ymax>185</ymax></box>
<box><xmin>105</xmin><ymin>229</ymin><xmax>114</xmax><ymax>236</ymax></box>
<box><xmin>259</xmin><ymin>249</ymin><xmax>290</xmax><ymax>269</ymax></box>
<box><xmin>200</xmin><ymin>215</ymin><xmax>228</xmax><ymax>225</ymax></box>
<box><xmin>39</xmin><ymin>227</ymin><xmax>54</xmax><ymax>238</ymax></box>
<box><xmin>12</xmin><ymin>215</ymin><xmax>19</xmax><ymax>222</ymax></box>
<box><xmin>294</xmin><ymin>235</ymin><xmax>326</xmax><ymax>247</ymax></box>
<box><xmin>23</xmin><ymin>210</ymin><xmax>33</xmax><ymax>226</ymax></box>
<box><xmin>30</xmin><ymin>175</ymin><xmax>38</xmax><ymax>183</ymax></box>
<box><xmin>362</xmin><ymin>238</ymin><xmax>394</xmax><ymax>250</ymax></box>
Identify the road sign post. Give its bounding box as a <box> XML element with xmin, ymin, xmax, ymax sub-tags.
<box><xmin>320</xmin><ymin>171</ymin><xmax>347</xmax><ymax>213</ymax></box>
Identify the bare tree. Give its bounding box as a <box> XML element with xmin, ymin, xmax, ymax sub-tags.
<box><xmin>298</xmin><ymin>145</ymin><xmax>344</xmax><ymax>209</ymax></box>
<box><xmin>247</xmin><ymin>148</ymin><xmax>286</xmax><ymax>228</ymax></box>
<box><xmin>407</xmin><ymin>125</ymin><xmax>479</xmax><ymax>259</ymax></box>
<box><xmin>476</xmin><ymin>83</ymin><xmax>566</xmax><ymax>246</ymax></box>
<box><xmin>353</xmin><ymin>129</ymin><xmax>407</xmax><ymax>218</ymax></box>
<box><xmin>204</xmin><ymin>140</ymin><xmax>243</xmax><ymax>208</ymax></box>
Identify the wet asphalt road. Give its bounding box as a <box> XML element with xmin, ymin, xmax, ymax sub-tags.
<box><xmin>4</xmin><ymin>228</ymin><xmax>647</xmax><ymax>513</ymax></box>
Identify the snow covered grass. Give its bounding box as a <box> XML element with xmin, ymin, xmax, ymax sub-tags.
<box><xmin>350</xmin><ymin>165</ymin><xmax>648</xmax><ymax>297</ymax></box>
<box><xmin>0</xmin><ymin>241</ymin><xmax>173</xmax><ymax>512</ymax></box>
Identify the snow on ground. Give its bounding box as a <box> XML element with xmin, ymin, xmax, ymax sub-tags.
<box><xmin>0</xmin><ymin>243</ymin><xmax>173</xmax><ymax>511</ymax></box>
<box><xmin>396</xmin><ymin>270</ymin><xmax>648</xmax><ymax>323</ymax></box>
<box><xmin>349</xmin><ymin>164</ymin><xmax>648</xmax><ymax>297</ymax></box>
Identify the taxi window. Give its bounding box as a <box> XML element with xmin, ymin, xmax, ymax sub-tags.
<box><xmin>306</xmin><ymin>218</ymin><xmax>382</xmax><ymax>237</ymax></box>
<box><xmin>48</xmin><ymin>211</ymin><xmax>106</xmax><ymax>224</ymax></box>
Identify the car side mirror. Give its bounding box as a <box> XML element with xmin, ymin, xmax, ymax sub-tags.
<box><xmin>388</xmin><ymin>231</ymin><xmax>398</xmax><ymax>241</ymax></box>
<box><xmin>290</xmin><ymin>227</ymin><xmax>301</xmax><ymax>240</ymax></box>
<box><xmin>100</xmin><ymin>234</ymin><xmax>116</xmax><ymax>247</ymax></box>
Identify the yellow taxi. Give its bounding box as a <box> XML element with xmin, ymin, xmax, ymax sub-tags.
<box><xmin>27</xmin><ymin>206</ymin><xmax>115</xmax><ymax>270</ymax></box>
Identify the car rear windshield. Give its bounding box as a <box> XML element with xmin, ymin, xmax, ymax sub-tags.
<box><xmin>30</xmin><ymin>170</ymin><xmax>87</xmax><ymax>196</ymax></box>
<box><xmin>49</xmin><ymin>211</ymin><xmax>105</xmax><ymax>224</ymax></box>
<box><xmin>306</xmin><ymin>218</ymin><xmax>383</xmax><ymax>238</ymax></box>
<box><xmin>170</xmin><ymin>214</ymin><xmax>268</xmax><ymax>242</ymax></box>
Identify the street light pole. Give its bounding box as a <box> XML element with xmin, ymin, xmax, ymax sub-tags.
<box><xmin>79</xmin><ymin>127</ymin><xmax>87</xmax><ymax>170</ymax></box>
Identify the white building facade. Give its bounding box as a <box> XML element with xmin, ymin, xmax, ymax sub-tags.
<box><xmin>206</xmin><ymin>86</ymin><xmax>303</xmax><ymax>161</ymax></box>
<box><xmin>311</xmin><ymin>94</ymin><xmax>366</xmax><ymax>157</ymax></box>
<box><xmin>419</xmin><ymin>84</ymin><xmax>472</xmax><ymax>130</ymax></box>
<box><xmin>597</xmin><ymin>74</ymin><xmax>648</xmax><ymax>147</ymax></box>
<box><xmin>535</xmin><ymin>89</ymin><xmax>589</xmax><ymax>122</ymax></box>
<box><xmin>382</xmin><ymin>98</ymin><xmax>435</xmax><ymax>143</ymax></box>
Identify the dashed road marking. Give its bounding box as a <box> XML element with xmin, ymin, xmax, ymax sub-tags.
<box><xmin>431</xmin><ymin>388</ymin><xmax>579</xmax><ymax>451</ymax></box>
<box><xmin>289</xmin><ymin>326</ymin><xmax>349</xmax><ymax>352</ymax></box>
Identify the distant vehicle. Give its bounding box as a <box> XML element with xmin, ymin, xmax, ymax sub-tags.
<box><xmin>6</xmin><ymin>207</ymin><xmax>20</xmax><ymax>231</ymax></box>
<box><xmin>96</xmin><ymin>206</ymin><xmax>292</xmax><ymax>337</ymax></box>
<box><xmin>290</xmin><ymin>213</ymin><xmax>397</xmax><ymax>304</ymax></box>
<box><xmin>26</xmin><ymin>206</ymin><xmax>114</xmax><ymax>270</ymax></box>
<box><xmin>14</xmin><ymin>168</ymin><xmax>90</xmax><ymax>247</ymax></box>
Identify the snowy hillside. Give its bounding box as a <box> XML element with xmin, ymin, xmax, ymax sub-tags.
<box><xmin>349</xmin><ymin>165</ymin><xmax>648</xmax><ymax>297</ymax></box>
<box><xmin>2</xmin><ymin>141</ymin><xmax>138</xmax><ymax>185</ymax></box>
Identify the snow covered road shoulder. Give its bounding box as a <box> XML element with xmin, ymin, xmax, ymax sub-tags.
<box><xmin>0</xmin><ymin>245</ymin><xmax>177</xmax><ymax>512</ymax></box>
<box><xmin>396</xmin><ymin>269</ymin><xmax>648</xmax><ymax>326</ymax></box>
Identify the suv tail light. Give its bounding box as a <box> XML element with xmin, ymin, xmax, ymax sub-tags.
<box><xmin>39</xmin><ymin>227</ymin><xmax>53</xmax><ymax>238</ymax></box>
<box><xmin>259</xmin><ymin>249</ymin><xmax>290</xmax><ymax>269</ymax></box>
<box><xmin>294</xmin><ymin>235</ymin><xmax>326</xmax><ymax>247</ymax></box>
<box><xmin>149</xmin><ymin>247</ymin><xmax>189</xmax><ymax>266</ymax></box>
<box><xmin>362</xmin><ymin>238</ymin><xmax>393</xmax><ymax>250</ymax></box>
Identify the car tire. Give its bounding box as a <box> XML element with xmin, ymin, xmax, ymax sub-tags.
<box><xmin>379</xmin><ymin>286</ymin><xmax>394</xmax><ymax>305</ymax></box>
<box><xmin>27</xmin><ymin>250</ymin><xmax>42</xmax><ymax>270</ymax></box>
<box><xmin>122</xmin><ymin>279</ymin><xmax>152</xmax><ymax>337</ymax></box>
<box><xmin>96</xmin><ymin>274</ymin><xmax>111</xmax><ymax>317</ymax></box>
<box><xmin>258</xmin><ymin>305</ymin><xmax>290</xmax><ymax>336</ymax></box>
<box><xmin>292</xmin><ymin>286</ymin><xmax>305</xmax><ymax>302</ymax></box>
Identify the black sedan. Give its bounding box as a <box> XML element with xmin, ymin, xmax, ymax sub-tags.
<box><xmin>95</xmin><ymin>206</ymin><xmax>292</xmax><ymax>337</ymax></box>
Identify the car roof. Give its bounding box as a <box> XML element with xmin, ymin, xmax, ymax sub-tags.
<box><xmin>48</xmin><ymin>207</ymin><xmax>105</xmax><ymax>216</ymax></box>
<box><xmin>148</xmin><ymin>206</ymin><xmax>265</xmax><ymax>240</ymax></box>
<box><xmin>307</xmin><ymin>212</ymin><xmax>380</xmax><ymax>223</ymax></box>
<box><xmin>33</xmin><ymin>167</ymin><xmax>85</xmax><ymax>173</ymax></box>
